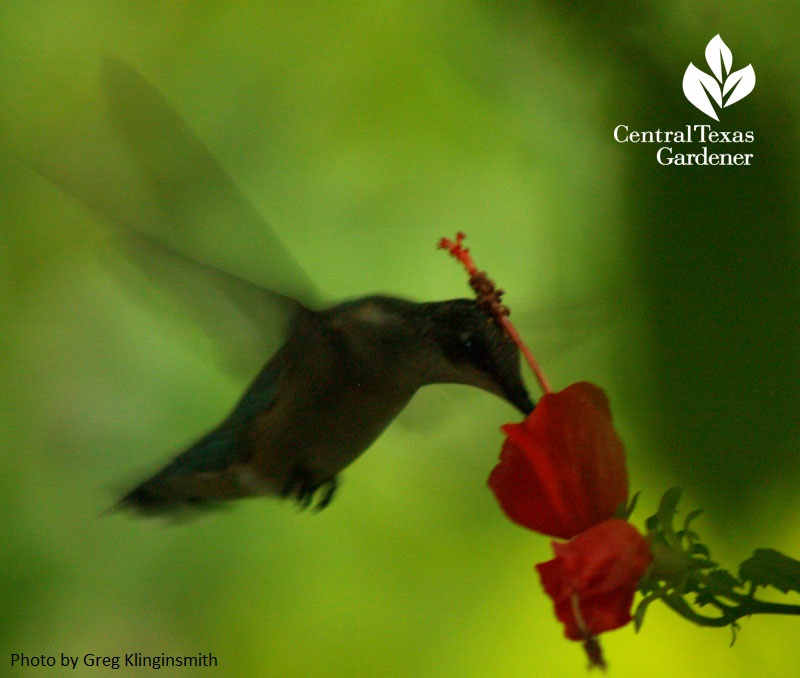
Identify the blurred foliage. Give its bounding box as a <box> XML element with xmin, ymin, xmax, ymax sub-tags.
<box><xmin>1</xmin><ymin>1</ymin><xmax>799</xmax><ymax>676</ymax></box>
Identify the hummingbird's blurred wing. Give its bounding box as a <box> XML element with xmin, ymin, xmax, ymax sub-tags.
<box><xmin>118</xmin><ymin>228</ymin><xmax>304</xmax><ymax>378</ymax></box>
<box><xmin>31</xmin><ymin>59</ymin><xmax>322</xmax><ymax>379</ymax></box>
<box><xmin>99</xmin><ymin>59</ymin><xmax>318</xmax><ymax>304</ymax></box>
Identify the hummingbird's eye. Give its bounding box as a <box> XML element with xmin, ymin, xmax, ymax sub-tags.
<box><xmin>447</xmin><ymin>330</ymin><xmax>492</xmax><ymax>373</ymax></box>
<box><xmin>433</xmin><ymin>303</ymin><xmax>498</xmax><ymax>373</ymax></box>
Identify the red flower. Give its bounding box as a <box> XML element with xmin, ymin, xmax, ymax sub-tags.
<box><xmin>536</xmin><ymin>518</ymin><xmax>653</xmax><ymax>643</ymax></box>
<box><xmin>488</xmin><ymin>382</ymin><xmax>628</xmax><ymax>540</ymax></box>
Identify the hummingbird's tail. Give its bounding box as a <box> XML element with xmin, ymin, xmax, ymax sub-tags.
<box><xmin>113</xmin><ymin>425</ymin><xmax>254</xmax><ymax>516</ymax></box>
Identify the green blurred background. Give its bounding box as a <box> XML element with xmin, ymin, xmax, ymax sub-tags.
<box><xmin>1</xmin><ymin>2</ymin><xmax>799</xmax><ymax>676</ymax></box>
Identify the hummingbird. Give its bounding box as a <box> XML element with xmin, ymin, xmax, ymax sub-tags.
<box><xmin>122</xmin><ymin>293</ymin><xmax>533</xmax><ymax>513</ymax></box>
<box><xmin>38</xmin><ymin>60</ymin><xmax>535</xmax><ymax>515</ymax></box>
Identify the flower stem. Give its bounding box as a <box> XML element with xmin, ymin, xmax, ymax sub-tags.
<box><xmin>661</xmin><ymin>590</ymin><xmax>800</xmax><ymax>627</ymax></box>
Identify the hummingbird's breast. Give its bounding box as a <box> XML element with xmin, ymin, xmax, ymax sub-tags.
<box><xmin>241</xmin><ymin>308</ymin><xmax>419</xmax><ymax>493</ymax></box>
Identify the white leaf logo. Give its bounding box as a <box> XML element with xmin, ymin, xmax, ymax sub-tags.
<box><xmin>705</xmin><ymin>34</ymin><xmax>732</xmax><ymax>83</ymax></box>
<box><xmin>683</xmin><ymin>34</ymin><xmax>755</xmax><ymax>121</ymax></box>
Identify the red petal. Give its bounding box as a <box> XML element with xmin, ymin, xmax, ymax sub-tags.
<box><xmin>535</xmin><ymin>519</ymin><xmax>652</xmax><ymax>640</ymax></box>
<box><xmin>488</xmin><ymin>382</ymin><xmax>628</xmax><ymax>539</ymax></box>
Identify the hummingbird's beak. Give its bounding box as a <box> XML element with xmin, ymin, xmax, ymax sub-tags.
<box><xmin>487</xmin><ymin>359</ymin><xmax>535</xmax><ymax>416</ymax></box>
<box><xmin>507</xmin><ymin>387</ymin><xmax>535</xmax><ymax>416</ymax></box>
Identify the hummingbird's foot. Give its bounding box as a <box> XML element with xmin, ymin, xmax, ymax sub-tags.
<box><xmin>281</xmin><ymin>466</ymin><xmax>338</xmax><ymax>511</ymax></box>
<box><xmin>314</xmin><ymin>477</ymin><xmax>338</xmax><ymax>511</ymax></box>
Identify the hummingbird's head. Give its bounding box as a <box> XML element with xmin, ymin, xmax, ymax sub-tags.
<box><xmin>424</xmin><ymin>299</ymin><xmax>534</xmax><ymax>415</ymax></box>
<box><xmin>324</xmin><ymin>295</ymin><xmax>534</xmax><ymax>414</ymax></box>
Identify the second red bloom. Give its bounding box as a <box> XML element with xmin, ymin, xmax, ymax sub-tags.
<box><xmin>535</xmin><ymin>518</ymin><xmax>653</xmax><ymax>641</ymax></box>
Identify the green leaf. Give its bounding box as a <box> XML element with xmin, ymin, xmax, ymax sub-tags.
<box><xmin>729</xmin><ymin>622</ymin><xmax>739</xmax><ymax>647</ymax></box>
<box><xmin>739</xmin><ymin>548</ymin><xmax>800</xmax><ymax>593</ymax></box>
<box><xmin>706</xmin><ymin>568</ymin><xmax>741</xmax><ymax>594</ymax></box>
<box><xmin>684</xmin><ymin>508</ymin><xmax>704</xmax><ymax>530</ymax></box>
<box><xmin>650</xmin><ymin>487</ymin><xmax>683</xmax><ymax>541</ymax></box>
<box><xmin>658</xmin><ymin>487</ymin><xmax>683</xmax><ymax>520</ymax></box>
<box><xmin>624</xmin><ymin>491</ymin><xmax>640</xmax><ymax>519</ymax></box>
<box><xmin>688</xmin><ymin>542</ymin><xmax>711</xmax><ymax>559</ymax></box>
<box><xmin>687</xmin><ymin>556</ymin><xmax>717</xmax><ymax>570</ymax></box>
<box><xmin>632</xmin><ymin>592</ymin><xmax>658</xmax><ymax>632</ymax></box>
<box><xmin>676</xmin><ymin>529</ymin><xmax>700</xmax><ymax>544</ymax></box>
<box><xmin>694</xmin><ymin>589</ymin><xmax>715</xmax><ymax>606</ymax></box>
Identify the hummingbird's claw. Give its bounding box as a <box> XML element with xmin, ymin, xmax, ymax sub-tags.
<box><xmin>314</xmin><ymin>478</ymin><xmax>338</xmax><ymax>512</ymax></box>
<box><xmin>281</xmin><ymin>466</ymin><xmax>338</xmax><ymax>511</ymax></box>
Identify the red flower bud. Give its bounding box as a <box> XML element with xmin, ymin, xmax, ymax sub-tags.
<box><xmin>535</xmin><ymin>518</ymin><xmax>653</xmax><ymax>642</ymax></box>
<box><xmin>488</xmin><ymin>382</ymin><xmax>628</xmax><ymax>539</ymax></box>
